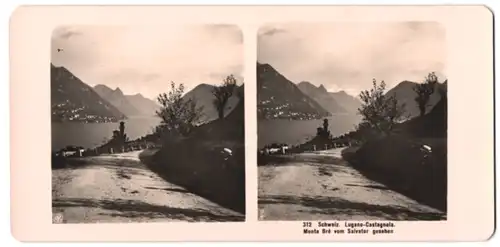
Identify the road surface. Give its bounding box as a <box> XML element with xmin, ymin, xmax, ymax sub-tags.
<box><xmin>52</xmin><ymin>150</ymin><xmax>244</xmax><ymax>223</ymax></box>
<box><xmin>258</xmin><ymin>148</ymin><xmax>446</xmax><ymax>221</ymax></box>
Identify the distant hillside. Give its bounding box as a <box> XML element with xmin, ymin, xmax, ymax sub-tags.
<box><xmin>330</xmin><ymin>91</ymin><xmax>363</xmax><ymax>114</ymax></box>
<box><xmin>396</xmin><ymin>92</ymin><xmax>447</xmax><ymax>138</ymax></box>
<box><xmin>386</xmin><ymin>80</ymin><xmax>447</xmax><ymax>119</ymax></box>
<box><xmin>297</xmin><ymin>81</ymin><xmax>346</xmax><ymax>114</ymax></box>
<box><xmin>182</xmin><ymin>83</ymin><xmax>241</xmax><ymax>123</ymax></box>
<box><xmin>192</xmin><ymin>87</ymin><xmax>245</xmax><ymax>141</ymax></box>
<box><xmin>125</xmin><ymin>93</ymin><xmax>160</xmax><ymax>117</ymax></box>
<box><xmin>51</xmin><ymin>64</ymin><xmax>126</xmax><ymax>123</ymax></box>
<box><xmin>93</xmin><ymin>85</ymin><xmax>142</xmax><ymax>117</ymax></box>
<box><xmin>257</xmin><ymin>63</ymin><xmax>330</xmax><ymax>120</ymax></box>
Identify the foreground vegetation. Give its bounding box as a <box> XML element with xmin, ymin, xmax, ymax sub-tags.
<box><xmin>143</xmin><ymin>76</ymin><xmax>246</xmax><ymax>214</ymax></box>
<box><xmin>342</xmin><ymin>73</ymin><xmax>447</xmax><ymax>212</ymax></box>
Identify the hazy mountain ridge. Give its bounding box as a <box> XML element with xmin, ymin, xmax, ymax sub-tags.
<box><xmin>93</xmin><ymin>85</ymin><xmax>141</xmax><ymax>117</ymax></box>
<box><xmin>386</xmin><ymin>80</ymin><xmax>447</xmax><ymax>119</ymax></box>
<box><xmin>330</xmin><ymin>91</ymin><xmax>363</xmax><ymax>114</ymax></box>
<box><xmin>182</xmin><ymin>83</ymin><xmax>242</xmax><ymax>123</ymax></box>
<box><xmin>51</xmin><ymin>64</ymin><xmax>126</xmax><ymax>123</ymax></box>
<box><xmin>126</xmin><ymin>93</ymin><xmax>161</xmax><ymax>117</ymax></box>
<box><xmin>297</xmin><ymin>81</ymin><xmax>347</xmax><ymax>114</ymax></box>
<box><xmin>257</xmin><ymin>63</ymin><xmax>331</xmax><ymax>120</ymax></box>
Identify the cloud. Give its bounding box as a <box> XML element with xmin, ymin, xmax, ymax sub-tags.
<box><xmin>258</xmin><ymin>22</ymin><xmax>446</xmax><ymax>96</ymax></box>
<box><xmin>51</xmin><ymin>24</ymin><xmax>243</xmax><ymax>99</ymax></box>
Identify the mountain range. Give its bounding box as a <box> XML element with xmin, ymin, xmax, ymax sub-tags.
<box><xmin>182</xmin><ymin>83</ymin><xmax>242</xmax><ymax>123</ymax></box>
<box><xmin>52</xmin><ymin>61</ymin><xmax>446</xmax><ymax>125</ymax></box>
<box><xmin>330</xmin><ymin>91</ymin><xmax>363</xmax><ymax>114</ymax></box>
<box><xmin>93</xmin><ymin>84</ymin><xmax>160</xmax><ymax>117</ymax></box>
<box><xmin>51</xmin><ymin>64</ymin><xmax>126</xmax><ymax>123</ymax></box>
<box><xmin>386</xmin><ymin>80</ymin><xmax>447</xmax><ymax>119</ymax></box>
<box><xmin>296</xmin><ymin>81</ymin><xmax>364</xmax><ymax>115</ymax></box>
<box><xmin>257</xmin><ymin>62</ymin><xmax>331</xmax><ymax>120</ymax></box>
<box><xmin>256</xmin><ymin>62</ymin><xmax>446</xmax><ymax>121</ymax></box>
<box><xmin>297</xmin><ymin>81</ymin><xmax>347</xmax><ymax>114</ymax></box>
<box><xmin>257</xmin><ymin>63</ymin><xmax>365</xmax><ymax>120</ymax></box>
<box><xmin>51</xmin><ymin>63</ymin><xmax>241</xmax><ymax>124</ymax></box>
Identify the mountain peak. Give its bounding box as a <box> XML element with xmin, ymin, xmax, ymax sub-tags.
<box><xmin>51</xmin><ymin>63</ymin><xmax>126</xmax><ymax>123</ymax></box>
<box><xmin>257</xmin><ymin>62</ymin><xmax>276</xmax><ymax>72</ymax></box>
<box><xmin>298</xmin><ymin>81</ymin><xmax>313</xmax><ymax>86</ymax></box>
<box><xmin>399</xmin><ymin>80</ymin><xmax>417</xmax><ymax>86</ymax></box>
<box><xmin>114</xmin><ymin>87</ymin><xmax>124</xmax><ymax>95</ymax></box>
<box><xmin>318</xmin><ymin>84</ymin><xmax>327</xmax><ymax>92</ymax></box>
<box><xmin>50</xmin><ymin>63</ymin><xmax>65</xmax><ymax>69</ymax></box>
<box><xmin>94</xmin><ymin>84</ymin><xmax>112</xmax><ymax>90</ymax></box>
<box><xmin>192</xmin><ymin>83</ymin><xmax>215</xmax><ymax>92</ymax></box>
<box><xmin>333</xmin><ymin>90</ymin><xmax>348</xmax><ymax>95</ymax></box>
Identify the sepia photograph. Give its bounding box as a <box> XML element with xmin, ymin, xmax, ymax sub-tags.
<box><xmin>9</xmin><ymin>5</ymin><xmax>496</xmax><ymax>242</ymax></box>
<box><xmin>50</xmin><ymin>24</ymin><xmax>246</xmax><ymax>223</ymax></box>
<box><xmin>257</xmin><ymin>22</ymin><xmax>448</xmax><ymax>221</ymax></box>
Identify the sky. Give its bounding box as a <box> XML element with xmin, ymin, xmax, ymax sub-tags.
<box><xmin>51</xmin><ymin>25</ymin><xmax>244</xmax><ymax>100</ymax></box>
<box><xmin>258</xmin><ymin>22</ymin><xmax>447</xmax><ymax>97</ymax></box>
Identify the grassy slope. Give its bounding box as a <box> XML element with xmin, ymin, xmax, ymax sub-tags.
<box><xmin>342</xmin><ymin>96</ymin><xmax>447</xmax><ymax>212</ymax></box>
<box><xmin>142</xmin><ymin>93</ymin><xmax>246</xmax><ymax>214</ymax></box>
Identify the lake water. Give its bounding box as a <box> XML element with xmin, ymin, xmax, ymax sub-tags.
<box><xmin>52</xmin><ymin>117</ymin><xmax>162</xmax><ymax>151</ymax></box>
<box><xmin>258</xmin><ymin>114</ymin><xmax>362</xmax><ymax>148</ymax></box>
<box><xmin>52</xmin><ymin>114</ymin><xmax>362</xmax><ymax>151</ymax></box>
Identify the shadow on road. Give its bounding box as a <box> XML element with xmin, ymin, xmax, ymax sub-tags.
<box><xmin>53</xmin><ymin>153</ymin><xmax>149</xmax><ymax>171</ymax></box>
<box><xmin>342</xmin><ymin>138</ymin><xmax>448</xmax><ymax>212</ymax></box>
<box><xmin>139</xmin><ymin>148</ymin><xmax>246</xmax><ymax>215</ymax></box>
<box><xmin>258</xmin><ymin>154</ymin><xmax>344</xmax><ymax>167</ymax></box>
<box><xmin>53</xmin><ymin>197</ymin><xmax>244</xmax><ymax>222</ymax></box>
<box><xmin>143</xmin><ymin>186</ymin><xmax>190</xmax><ymax>193</ymax></box>
<box><xmin>259</xmin><ymin>195</ymin><xmax>445</xmax><ymax>221</ymax></box>
<box><xmin>344</xmin><ymin>183</ymin><xmax>392</xmax><ymax>191</ymax></box>
<box><xmin>315</xmin><ymin>165</ymin><xmax>351</xmax><ymax>176</ymax></box>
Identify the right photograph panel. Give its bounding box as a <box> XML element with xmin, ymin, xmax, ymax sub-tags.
<box><xmin>257</xmin><ymin>22</ymin><xmax>448</xmax><ymax>221</ymax></box>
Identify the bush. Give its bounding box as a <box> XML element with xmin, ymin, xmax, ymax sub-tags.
<box><xmin>145</xmin><ymin>138</ymin><xmax>245</xmax><ymax>215</ymax></box>
<box><xmin>344</xmin><ymin>135</ymin><xmax>447</xmax><ymax>212</ymax></box>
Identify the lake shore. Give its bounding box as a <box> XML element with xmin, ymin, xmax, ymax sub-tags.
<box><xmin>52</xmin><ymin>116</ymin><xmax>162</xmax><ymax>151</ymax></box>
<box><xmin>258</xmin><ymin>115</ymin><xmax>361</xmax><ymax>148</ymax></box>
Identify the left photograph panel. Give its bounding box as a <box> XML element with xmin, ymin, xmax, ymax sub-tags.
<box><xmin>51</xmin><ymin>25</ymin><xmax>246</xmax><ymax>223</ymax></box>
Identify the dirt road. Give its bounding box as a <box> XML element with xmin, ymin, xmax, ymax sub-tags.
<box><xmin>52</xmin><ymin>150</ymin><xmax>244</xmax><ymax>223</ymax></box>
<box><xmin>258</xmin><ymin>148</ymin><xmax>446</xmax><ymax>221</ymax></box>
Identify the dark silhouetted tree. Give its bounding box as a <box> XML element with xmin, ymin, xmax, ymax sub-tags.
<box><xmin>323</xmin><ymin>119</ymin><xmax>329</xmax><ymax>133</ymax></box>
<box><xmin>119</xmin><ymin>121</ymin><xmax>125</xmax><ymax>137</ymax></box>
<box><xmin>212</xmin><ymin>74</ymin><xmax>237</xmax><ymax>119</ymax></box>
<box><xmin>155</xmin><ymin>82</ymin><xmax>204</xmax><ymax>138</ymax></box>
<box><xmin>413</xmin><ymin>72</ymin><xmax>438</xmax><ymax>117</ymax></box>
<box><xmin>357</xmin><ymin>79</ymin><xmax>407</xmax><ymax>136</ymax></box>
<box><xmin>315</xmin><ymin>118</ymin><xmax>331</xmax><ymax>139</ymax></box>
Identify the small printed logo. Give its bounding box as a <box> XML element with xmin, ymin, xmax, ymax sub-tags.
<box><xmin>258</xmin><ymin>209</ymin><xmax>265</xmax><ymax>220</ymax></box>
<box><xmin>52</xmin><ymin>213</ymin><xmax>64</xmax><ymax>224</ymax></box>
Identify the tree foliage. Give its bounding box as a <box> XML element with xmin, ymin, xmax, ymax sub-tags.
<box><xmin>212</xmin><ymin>74</ymin><xmax>237</xmax><ymax>119</ymax></box>
<box><xmin>155</xmin><ymin>82</ymin><xmax>204</xmax><ymax>138</ymax></box>
<box><xmin>413</xmin><ymin>72</ymin><xmax>438</xmax><ymax>117</ymax></box>
<box><xmin>357</xmin><ymin>79</ymin><xmax>407</xmax><ymax>136</ymax></box>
